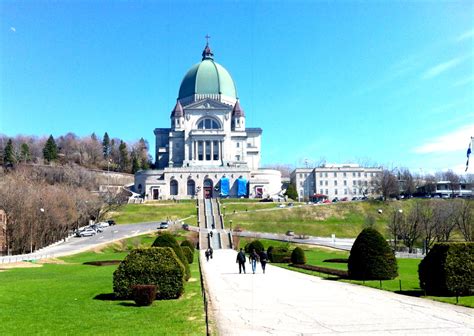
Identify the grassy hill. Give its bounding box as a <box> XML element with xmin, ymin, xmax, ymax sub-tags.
<box><xmin>112</xmin><ymin>199</ymin><xmax>420</xmax><ymax>238</ymax></box>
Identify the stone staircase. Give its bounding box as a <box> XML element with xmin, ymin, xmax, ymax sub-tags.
<box><xmin>197</xmin><ymin>198</ymin><xmax>233</xmax><ymax>250</ymax></box>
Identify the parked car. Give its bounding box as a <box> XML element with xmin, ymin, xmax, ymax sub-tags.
<box><xmin>90</xmin><ymin>224</ymin><xmax>103</xmax><ymax>233</ymax></box>
<box><xmin>158</xmin><ymin>221</ymin><xmax>169</xmax><ymax>229</ymax></box>
<box><xmin>340</xmin><ymin>197</ymin><xmax>348</xmax><ymax>202</ymax></box>
<box><xmin>286</xmin><ymin>230</ymin><xmax>295</xmax><ymax>236</ymax></box>
<box><xmin>322</xmin><ymin>199</ymin><xmax>331</xmax><ymax>204</ymax></box>
<box><xmin>332</xmin><ymin>197</ymin><xmax>339</xmax><ymax>203</ymax></box>
<box><xmin>288</xmin><ymin>202</ymin><xmax>294</xmax><ymax>207</ymax></box>
<box><xmin>277</xmin><ymin>204</ymin><xmax>286</xmax><ymax>208</ymax></box>
<box><xmin>97</xmin><ymin>221</ymin><xmax>109</xmax><ymax>227</ymax></box>
<box><xmin>77</xmin><ymin>228</ymin><xmax>97</xmax><ymax>237</ymax></box>
<box><xmin>107</xmin><ymin>220</ymin><xmax>116</xmax><ymax>226</ymax></box>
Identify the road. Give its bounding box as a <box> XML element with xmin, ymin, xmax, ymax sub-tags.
<box><xmin>0</xmin><ymin>221</ymin><xmax>163</xmax><ymax>263</ymax></box>
<box><xmin>201</xmin><ymin>249</ymin><xmax>473</xmax><ymax>335</ymax></box>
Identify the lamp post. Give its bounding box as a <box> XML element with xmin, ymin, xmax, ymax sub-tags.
<box><xmin>229</xmin><ymin>220</ymin><xmax>233</xmax><ymax>232</ymax></box>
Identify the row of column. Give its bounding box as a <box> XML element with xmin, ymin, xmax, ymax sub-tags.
<box><xmin>191</xmin><ymin>140</ymin><xmax>223</xmax><ymax>161</ymax></box>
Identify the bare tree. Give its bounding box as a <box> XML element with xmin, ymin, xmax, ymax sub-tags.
<box><xmin>443</xmin><ymin>170</ymin><xmax>460</xmax><ymax>197</ymax></box>
<box><xmin>454</xmin><ymin>199</ymin><xmax>473</xmax><ymax>241</ymax></box>
<box><xmin>400</xmin><ymin>168</ymin><xmax>416</xmax><ymax>196</ymax></box>
<box><xmin>388</xmin><ymin>207</ymin><xmax>405</xmax><ymax>250</ymax></box>
<box><xmin>374</xmin><ymin>169</ymin><xmax>399</xmax><ymax>200</ymax></box>
<box><xmin>402</xmin><ymin>200</ymin><xmax>429</xmax><ymax>253</ymax></box>
<box><xmin>431</xmin><ymin>200</ymin><xmax>457</xmax><ymax>243</ymax></box>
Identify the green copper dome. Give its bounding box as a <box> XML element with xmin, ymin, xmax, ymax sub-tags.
<box><xmin>178</xmin><ymin>46</ymin><xmax>237</xmax><ymax>101</ymax></box>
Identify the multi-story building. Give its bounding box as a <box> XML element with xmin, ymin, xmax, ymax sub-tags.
<box><xmin>291</xmin><ymin>164</ymin><xmax>382</xmax><ymax>201</ymax></box>
<box><xmin>417</xmin><ymin>181</ymin><xmax>473</xmax><ymax>198</ymax></box>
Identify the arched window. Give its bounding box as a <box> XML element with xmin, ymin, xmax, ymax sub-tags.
<box><xmin>187</xmin><ymin>180</ymin><xmax>195</xmax><ymax>196</ymax></box>
<box><xmin>170</xmin><ymin>180</ymin><xmax>178</xmax><ymax>196</ymax></box>
<box><xmin>197</xmin><ymin>118</ymin><xmax>220</xmax><ymax>130</ymax></box>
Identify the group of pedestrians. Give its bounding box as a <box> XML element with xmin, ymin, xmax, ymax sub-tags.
<box><xmin>236</xmin><ymin>248</ymin><xmax>268</xmax><ymax>274</ymax></box>
<box><xmin>205</xmin><ymin>247</ymin><xmax>213</xmax><ymax>261</ymax></box>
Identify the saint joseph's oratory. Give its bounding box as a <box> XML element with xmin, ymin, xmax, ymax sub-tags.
<box><xmin>134</xmin><ymin>42</ymin><xmax>282</xmax><ymax>200</ymax></box>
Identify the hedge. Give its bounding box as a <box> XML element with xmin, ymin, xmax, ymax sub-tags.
<box><xmin>180</xmin><ymin>239</ymin><xmax>196</xmax><ymax>254</ymax></box>
<box><xmin>181</xmin><ymin>246</ymin><xmax>194</xmax><ymax>264</ymax></box>
<box><xmin>269</xmin><ymin>246</ymin><xmax>291</xmax><ymax>263</ymax></box>
<box><xmin>113</xmin><ymin>247</ymin><xmax>185</xmax><ymax>300</ymax></box>
<box><xmin>291</xmin><ymin>247</ymin><xmax>306</xmax><ymax>265</ymax></box>
<box><xmin>291</xmin><ymin>264</ymin><xmax>348</xmax><ymax>278</ymax></box>
<box><xmin>132</xmin><ymin>284</ymin><xmax>157</xmax><ymax>306</ymax></box>
<box><xmin>348</xmin><ymin>228</ymin><xmax>398</xmax><ymax>280</ymax></box>
<box><xmin>152</xmin><ymin>233</ymin><xmax>190</xmax><ymax>280</ymax></box>
<box><xmin>418</xmin><ymin>242</ymin><xmax>473</xmax><ymax>296</ymax></box>
<box><xmin>244</xmin><ymin>240</ymin><xmax>265</xmax><ymax>253</ymax></box>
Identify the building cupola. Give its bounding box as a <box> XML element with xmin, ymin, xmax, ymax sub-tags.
<box><xmin>171</xmin><ymin>100</ymin><xmax>184</xmax><ymax>129</ymax></box>
<box><xmin>232</xmin><ymin>99</ymin><xmax>245</xmax><ymax>131</ymax></box>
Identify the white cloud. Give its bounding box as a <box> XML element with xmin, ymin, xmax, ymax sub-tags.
<box><xmin>413</xmin><ymin>124</ymin><xmax>474</xmax><ymax>154</ymax></box>
<box><xmin>456</xmin><ymin>29</ymin><xmax>474</xmax><ymax>42</ymax></box>
<box><xmin>9</xmin><ymin>27</ymin><xmax>16</xmax><ymax>33</ymax></box>
<box><xmin>453</xmin><ymin>75</ymin><xmax>474</xmax><ymax>87</ymax></box>
<box><xmin>422</xmin><ymin>56</ymin><xmax>466</xmax><ymax>79</ymax></box>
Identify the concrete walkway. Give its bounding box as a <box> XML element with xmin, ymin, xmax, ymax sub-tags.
<box><xmin>201</xmin><ymin>249</ymin><xmax>473</xmax><ymax>336</ymax></box>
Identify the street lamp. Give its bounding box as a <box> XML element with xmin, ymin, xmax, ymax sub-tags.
<box><xmin>229</xmin><ymin>220</ymin><xmax>233</xmax><ymax>232</ymax></box>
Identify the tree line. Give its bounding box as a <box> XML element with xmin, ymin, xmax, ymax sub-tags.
<box><xmin>1</xmin><ymin>132</ymin><xmax>152</xmax><ymax>174</ymax></box>
<box><xmin>387</xmin><ymin>199</ymin><xmax>473</xmax><ymax>253</ymax></box>
<box><xmin>0</xmin><ymin>165</ymin><xmax>128</xmax><ymax>255</ymax></box>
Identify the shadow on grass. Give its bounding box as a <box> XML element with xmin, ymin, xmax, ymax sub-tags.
<box><xmin>394</xmin><ymin>290</ymin><xmax>424</xmax><ymax>297</ymax></box>
<box><xmin>119</xmin><ymin>302</ymin><xmax>137</xmax><ymax>307</ymax></box>
<box><xmin>94</xmin><ymin>293</ymin><xmax>120</xmax><ymax>301</ymax></box>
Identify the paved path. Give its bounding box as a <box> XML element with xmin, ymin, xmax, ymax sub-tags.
<box><xmin>201</xmin><ymin>249</ymin><xmax>473</xmax><ymax>336</ymax></box>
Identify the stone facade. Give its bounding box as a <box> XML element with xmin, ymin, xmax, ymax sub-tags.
<box><xmin>134</xmin><ymin>43</ymin><xmax>281</xmax><ymax>200</ymax></box>
<box><xmin>291</xmin><ymin>164</ymin><xmax>382</xmax><ymax>201</ymax></box>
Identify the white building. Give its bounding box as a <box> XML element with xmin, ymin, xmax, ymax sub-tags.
<box><xmin>135</xmin><ymin>42</ymin><xmax>281</xmax><ymax>200</ymax></box>
<box><xmin>291</xmin><ymin>164</ymin><xmax>382</xmax><ymax>201</ymax></box>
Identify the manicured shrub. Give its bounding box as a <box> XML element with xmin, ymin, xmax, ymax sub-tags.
<box><xmin>291</xmin><ymin>247</ymin><xmax>306</xmax><ymax>265</ymax></box>
<box><xmin>269</xmin><ymin>246</ymin><xmax>291</xmax><ymax>263</ymax></box>
<box><xmin>291</xmin><ymin>264</ymin><xmax>348</xmax><ymax>278</ymax></box>
<box><xmin>244</xmin><ymin>240</ymin><xmax>265</xmax><ymax>253</ymax></box>
<box><xmin>418</xmin><ymin>242</ymin><xmax>473</xmax><ymax>296</ymax></box>
<box><xmin>181</xmin><ymin>246</ymin><xmax>194</xmax><ymax>264</ymax></box>
<box><xmin>152</xmin><ymin>233</ymin><xmax>190</xmax><ymax>280</ymax></box>
<box><xmin>180</xmin><ymin>239</ymin><xmax>195</xmax><ymax>254</ymax></box>
<box><xmin>132</xmin><ymin>284</ymin><xmax>157</xmax><ymax>306</ymax></box>
<box><xmin>348</xmin><ymin>228</ymin><xmax>398</xmax><ymax>280</ymax></box>
<box><xmin>113</xmin><ymin>247</ymin><xmax>185</xmax><ymax>300</ymax></box>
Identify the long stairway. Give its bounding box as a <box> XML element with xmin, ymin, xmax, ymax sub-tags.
<box><xmin>198</xmin><ymin>199</ymin><xmax>233</xmax><ymax>250</ymax></box>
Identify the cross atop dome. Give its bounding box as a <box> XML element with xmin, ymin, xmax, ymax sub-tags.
<box><xmin>202</xmin><ymin>34</ymin><xmax>214</xmax><ymax>60</ymax></box>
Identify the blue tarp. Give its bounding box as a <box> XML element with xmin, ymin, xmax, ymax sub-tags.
<box><xmin>220</xmin><ymin>177</ymin><xmax>230</xmax><ymax>196</ymax></box>
<box><xmin>237</xmin><ymin>177</ymin><xmax>248</xmax><ymax>197</ymax></box>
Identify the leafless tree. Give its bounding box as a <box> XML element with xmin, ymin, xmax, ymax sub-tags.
<box><xmin>399</xmin><ymin>168</ymin><xmax>416</xmax><ymax>196</ymax></box>
<box><xmin>454</xmin><ymin>199</ymin><xmax>473</xmax><ymax>241</ymax></box>
<box><xmin>402</xmin><ymin>200</ymin><xmax>430</xmax><ymax>253</ymax></box>
<box><xmin>431</xmin><ymin>200</ymin><xmax>457</xmax><ymax>243</ymax></box>
<box><xmin>374</xmin><ymin>169</ymin><xmax>399</xmax><ymax>200</ymax></box>
<box><xmin>388</xmin><ymin>207</ymin><xmax>405</xmax><ymax>250</ymax></box>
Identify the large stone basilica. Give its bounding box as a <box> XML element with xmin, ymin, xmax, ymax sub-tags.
<box><xmin>134</xmin><ymin>42</ymin><xmax>281</xmax><ymax>200</ymax></box>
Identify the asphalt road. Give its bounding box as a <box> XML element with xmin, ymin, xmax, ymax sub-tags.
<box><xmin>0</xmin><ymin>221</ymin><xmax>165</xmax><ymax>263</ymax></box>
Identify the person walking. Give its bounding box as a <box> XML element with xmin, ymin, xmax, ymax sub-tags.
<box><xmin>236</xmin><ymin>248</ymin><xmax>246</xmax><ymax>274</ymax></box>
<box><xmin>205</xmin><ymin>249</ymin><xmax>210</xmax><ymax>262</ymax></box>
<box><xmin>259</xmin><ymin>248</ymin><xmax>268</xmax><ymax>274</ymax></box>
<box><xmin>249</xmin><ymin>249</ymin><xmax>260</xmax><ymax>274</ymax></box>
<box><xmin>209</xmin><ymin>246</ymin><xmax>213</xmax><ymax>259</ymax></box>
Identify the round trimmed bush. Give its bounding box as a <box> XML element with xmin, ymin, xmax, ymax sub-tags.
<box><xmin>113</xmin><ymin>247</ymin><xmax>185</xmax><ymax>300</ymax></box>
<box><xmin>291</xmin><ymin>247</ymin><xmax>306</xmax><ymax>265</ymax></box>
<box><xmin>419</xmin><ymin>242</ymin><xmax>473</xmax><ymax>296</ymax></box>
<box><xmin>244</xmin><ymin>240</ymin><xmax>265</xmax><ymax>253</ymax></box>
<box><xmin>348</xmin><ymin>228</ymin><xmax>398</xmax><ymax>280</ymax></box>
<box><xmin>180</xmin><ymin>239</ymin><xmax>195</xmax><ymax>254</ymax></box>
<box><xmin>181</xmin><ymin>246</ymin><xmax>194</xmax><ymax>264</ymax></box>
<box><xmin>152</xmin><ymin>233</ymin><xmax>190</xmax><ymax>280</ymax></box>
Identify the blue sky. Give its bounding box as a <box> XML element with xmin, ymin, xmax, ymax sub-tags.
<box><xmin>1</xmin><ymin>1</ymin><xmax>473</xmax><ymax>174</ymax></box>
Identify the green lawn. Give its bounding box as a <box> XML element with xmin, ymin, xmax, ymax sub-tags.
<box><xmin>238</xmin><ymin>238</ymin><xmax>474</xmax><ymax>308</ymax></box>
<box><xmin>111</xmin><ymin>201</ymin><xmax>198</xmax><ymax>225</ymax></box>
<box><xmin>0</xmin><ymin>234</ymin><xmax>206</xmax><ymax>335</ymax></box>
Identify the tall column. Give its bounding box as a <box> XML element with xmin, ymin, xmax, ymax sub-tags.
<box><xmin>210</xmin><ymin>140</ymin><xmax>214</xmax><ymax>161</ymax></box>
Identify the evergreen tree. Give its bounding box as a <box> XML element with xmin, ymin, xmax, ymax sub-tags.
<box><xmin>131</xmin><ymin>154</ymin><xmax>141</xmax><ymax>174</ymax></box>
<box><xmin>43</xmin><ymin>135</ymin><xmax>58</xmax><ymax>163</ymax></box>
<box><xmin>3</xmin><ymin>139</ymin><xmax>15</xmax><ymax>166</ymax></box>
<box><xmin>102</xmin><ymin>132</ymin><xmax>110</xmax><ymax>159</ymax></box>
<box><xmin>118</xmin><ymin>140</ymin><xmax>129</xmax><ymax>172</ymax></box>
<box><xmin>285</xmin><ymin>183</ymin><xmax>298</xmax><ymax>201</ymax></box>
<box><xmin>20</xmin><ymin>143</ymin><xmax>31</xmax><ymax>162</ymax></box>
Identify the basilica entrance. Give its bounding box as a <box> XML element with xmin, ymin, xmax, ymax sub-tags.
<box><xmin>203</xmin><ymin>179</ymin><xmax>213</xmax><ymax>199</ymax></box>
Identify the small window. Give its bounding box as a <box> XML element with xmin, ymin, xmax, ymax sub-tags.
<box><xmin>335</xmin><ymin>189</ymin><xmax>338</xmax><ymax>195</ymax></box>
<box><xmin>325</xmin><ymin>181</ymin><xmax>328</xmax><ymax>186</ymax></box>
<box><xmin>325</xmin><ymin>189</ymin><xmax>329</xmax><ymax>195</ymax></box>
<box><xmin>319</xmin><ymin>172</ymin><xmax>323</xmax><ymax>177</ymax></box>
<box><xmin>334</xmin><ymin>180</ymin><xmax>337</xmax><ymax>186</ymax></box>
<box><xmin>236</xmin><ymin>155</ymin><xmax>240</xmax><ymax>161</ymax></box>
<box><xmin>344</xmin><ymin>180</ymin><xmax>347</xmax><ymax>186</ymax></box>
<box><xmin>334</xmin><ymin>172</ymin><xmax>337</xmax><ymax>177</ymax></box>
<box><xmin>320</xmin><ymin>189</ymin><xmax>324</xmax><ymax>194</ymax></box>
<box><xmin>320</xmin><ymin>180</ymin><xmax>323</xmax><ymax>186</ymax></box>
<box><xmin>236</xmin><ymin>142</ymin><xmax>240</xmax><ymax>148</ymax></box>
<box><xmin>325</xmin><ymin>172</ymin><xmax>328</xmax><ymax>177</ymax></box>
<box><xmin>343</xmin><ymin>172</ymin><xmax>347</xmax><ymax>177</ymax></box>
